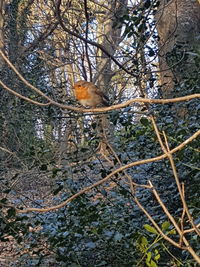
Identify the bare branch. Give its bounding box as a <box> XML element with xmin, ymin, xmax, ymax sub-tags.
<box><xmin>55</xmin><ymin>0</ymin><xmax>136</xmax><ymax>77</ymax></box>
<box><xmin>151</xmin><ymin>117</ymin><xmax>200</xmax><ymax>237</ymax></box>
<box><xmin>0</xmin><ymin>79</ymin><xmax>50</xmax><ymax>106</ymax></box>
<box><xmin>148</xmin><ymin>181</ymin><xmax>200</xmax><ymax>263</ymax></box>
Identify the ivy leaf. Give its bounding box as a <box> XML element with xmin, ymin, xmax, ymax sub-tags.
<box><xmin>140</xmin><ymin>117</ymin><xmax>149</xmax><ymax>126</ymax></box>
<box><xmin>161</xmin><ymin>221</ymin><xmax>170</xmax><ymax>231</ymax></box>
<box><xmin>40</xmin><ymin>164</ymin><xmax>47</xmax><ymax>171</ymax></box>
<box><xmin>7</xmin><ymin>207</ymin><xmax>16</xmax><ymax>218</ymax></box>
<box><xmin>141</xmin><ymin>236</ymin><xmax>148</xmax><ymax>247</ymax></box>
<box><xmin>53</xmin><ymin>185</ymin><xmax>63</xmax><ymax>195</ymax></box>
<box><xmin>0</xmin><ymin>198</ymin><xmax>8</xmax><ymax>204</ymax></box>
<box><xmin>144</xmin><ymin>224</ymin><xmax>158</xmax><ymax>234</ymax></box>
<box><xmin>85</xmin><ymin>241</ymin><xmax>96</xmax><ymax>249</ymax></box>
<box><xmin>154</xmin><ymin>249</ymin><xmax>160</xmax><ymax>261</ymax></box>
<box><xmin>168</xmin><ymin>229</ymin><xmax>176</xmax><ymax>235</ymax></box>
<box><xmin>114</xmin><ymin>232</ymin><xmax>123</xmax><ymax>242</ymax></box>
<box><xmin>144</xmin><ymin>0</ymin><xmax>151</xmax><ymax>9</ymax></box>
<box><xmin>147</xmin><ymin>259</ymin><xmax>158</xmax><ymax>267</ymax></box>
<box><xmin>148</xmin><ymin>48</ymin><xmax>155</xmax><ymax>57</ymax></box>
<box><xmin>146</xmin><ymin>251</ymin><xmax>152</xmax><ymax>262</ymax></box>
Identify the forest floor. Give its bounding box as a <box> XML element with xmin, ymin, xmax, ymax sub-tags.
<box><xmin>0</xmin><ymin>162</ymin><xmax>117</xmax><ymax>267</ymax></box>
<box><xmin>0</xmin><ymin>168</ymin><xmax>61</xmax><ymax>266</ymax></box>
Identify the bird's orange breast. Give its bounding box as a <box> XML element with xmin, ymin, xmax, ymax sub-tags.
<box><xmin>74</xmin><ymin>85</ymin><xmax>90</xmax><ymax>100</ymax></box>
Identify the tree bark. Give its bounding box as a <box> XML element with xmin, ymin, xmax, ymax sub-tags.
<box><xmin>155</xmin><ymin>0</ymin><xmax>200</xmax><ymax>96</ymax></box>
<box><xmin>0</xmin><ymin>0</ymin><xmax>5</xmax><ymax>68</ymax></box>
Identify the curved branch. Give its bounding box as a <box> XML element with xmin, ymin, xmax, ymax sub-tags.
<box><xmin>0</xmin><ymin>80</ymin><xmax>50</xmax><ymax>106</ymax></box>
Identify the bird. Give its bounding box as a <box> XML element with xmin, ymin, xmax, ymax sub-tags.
<box><xmin>73</xmin><ymin>80</ymin><xmax>109</xmax><ymax>107</ymax></box>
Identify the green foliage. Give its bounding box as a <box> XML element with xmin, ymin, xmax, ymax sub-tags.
<box><xmin>0</xmin><ymin>205</ymin><xmax>30</xmax><ymax>244</ymax></box>
<box><xmin>42</xmin><ymin>192</ymin><xmax>141</xmax><ymax>266</ymax></box>
<box><xmin>135</xmin><ymin>222</ymin><xmax>182</xmax><ymax>267</ymax></box>
<box><xmin>143</xmin><ymin>224</ymin><xmax>158</xmax><ymax>234</ymax></box>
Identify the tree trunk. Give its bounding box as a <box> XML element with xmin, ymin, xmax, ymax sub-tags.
<box><xmin>155</xmin><ymin>0</ymin><xmax>200</xmax><ymax>97</ymax></box>
<box><xmin>0</xmin><ymin>0</ymin><xmax>5</xmax><ymax>54</ymax></box>
<box><xmin>95</xmin><ymin>0</ymin><xmax>127</xmax><ymax>91</ymax></box>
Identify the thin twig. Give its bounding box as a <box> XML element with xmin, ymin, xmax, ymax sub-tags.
<box><xmin>179</xmin><ymin>183</ymin><xmax>186</xmax><ymax>246</ymax></box>
<box><xmin>163</xmin><ymin>132</ymin><xmax>200</xmax><ymax>237</ymax></box>
<box><xmin>184</xmin><ymin>223</ymin><xmax>200</xmax><ymax>234</ymax></box>
<box><xmin>151</xmin><ymin>116</ymin><xmax>200</xmax><ymax>237</ymax></box>
<box><xmin>149</xmin><ymin>180</ymin><xmax>200</xmax><ymax>264</ymax></box>
<box><xmin>0</xmin><ymin>80</ymin><xmax>50</xmax><ymax>106</ymax></box>
<box><xmin>133</xmin><ymin>193</ymin><xmax>186</xmax><ymax>250</ymax></box>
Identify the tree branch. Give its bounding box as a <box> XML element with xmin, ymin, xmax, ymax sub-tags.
<box><xmin>55</xmin><ymin>0</ymin><xmax>136</xmax><ymax>77</ymax></box>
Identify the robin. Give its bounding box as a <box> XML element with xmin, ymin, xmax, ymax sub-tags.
<box><xmin>73</xmin><ymin>80</ymin><xmax>109</xmax><ymax>107</ymax></box>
